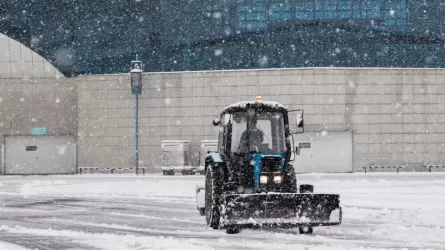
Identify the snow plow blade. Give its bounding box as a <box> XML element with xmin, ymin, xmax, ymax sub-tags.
<box><xmin>222</xmin><ymin>193</ymin><xmax>341</xmax><ymax>228</ymax></box>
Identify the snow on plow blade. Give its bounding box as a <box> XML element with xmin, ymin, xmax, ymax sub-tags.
<box><xmin>222</xmin><ymin>193</ymin><xmax>341</xmax><ymax>228</ymax></box>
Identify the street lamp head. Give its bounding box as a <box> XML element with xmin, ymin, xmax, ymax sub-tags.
<box><xmin>130</xmin><ymin>60</ymin><xmax>143</xmax><ymax>95</ymax></box>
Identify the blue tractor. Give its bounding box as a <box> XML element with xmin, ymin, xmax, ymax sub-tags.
<box><xmin>198</xmin><ymin>99</ymin><xmax>342</xmax><ymax>234</ymax></box>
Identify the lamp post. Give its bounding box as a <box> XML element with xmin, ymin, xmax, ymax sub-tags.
<box><xmin>130</xmin><ymin>57</ymin><xmax>142</xmax><ymax>175</ymax></box>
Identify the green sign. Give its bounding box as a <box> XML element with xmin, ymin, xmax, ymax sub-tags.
<box><xmin>31</xmin><ymin>127</ymin><xmax>47</xmax><ymax>135</ymax></box>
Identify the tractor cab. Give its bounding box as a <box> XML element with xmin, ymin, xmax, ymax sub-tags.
<box><xmin>211</xmin><ymin>98</ymin><xmax>303</xmax><ymax>190</ymax></box>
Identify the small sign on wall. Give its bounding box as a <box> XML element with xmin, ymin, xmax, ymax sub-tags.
<box><xmin>31</xmin><ymin>127</ymin><xmax>46</xmax><ymax>136</ymax></box>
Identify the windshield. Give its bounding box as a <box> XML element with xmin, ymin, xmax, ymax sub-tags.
<box><xmin>231</xmin><ymin>111</ymin><xmax>286</xmax><ymax>154</ymax></box>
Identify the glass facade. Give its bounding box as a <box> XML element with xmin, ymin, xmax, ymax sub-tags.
<box><xmin>237</xmin><ymin>1</ymin><xmax>408</xmax><ymax>31</ymax></box>
<box><xmin>1</xmin><ymin>0</ymin><xmax>445</xmax><ymax>76</ymax></box>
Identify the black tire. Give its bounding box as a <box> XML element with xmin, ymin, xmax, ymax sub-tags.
<box><xmin>162</xmin><ymin>171</ymin><xmax>166</xmax><ymax>176</ymax></box>
<box><xmin>300</xmin><ymin>184</ymin><xmax>314</xmax><ymax>193</ymax></box>
<box><xmin>299</xmin><ymin>227</ymin><xmax>313</xmax><ymax>234</ymax></box>
<box><xmin>226</xmin><ymin>226</ymin><xmax>241</xmax><ymax>234</ymax></box>
<box><xmin>205</xmin><ymin>165</ymin><xmax>223</xmax><ymax>229</ymax></box>
<box><xmin>199</xmin><ymin>208</ymin><xmax>205</xmax><ymax>216</ymax></box>
<box><xmin>283</xmin><ymin>165</ymin><xmax>297</xmax><ymax>193</ymax></box>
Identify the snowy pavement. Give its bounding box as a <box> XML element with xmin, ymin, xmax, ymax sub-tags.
<box><xmin>0</xmin><ymin>173</ymin><xmax>444</xmax><ymax>250</ymax></box>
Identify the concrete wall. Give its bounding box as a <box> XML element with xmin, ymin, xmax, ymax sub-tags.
<box><xmin>0</xmin><ymin>33</ymin><xmax>77</xmax><ymax>174</ymax></box>
<box><xmin>76</xmin><ymin>74</ymin><xmax>220</xmax><ymax>169</ymax></box>
<box><xmin>76</xmin><ymin>68</ymin><xmax>445</xmax><ymax>171</ymax></box>
<box><xmin>0</xmin><ymin>79</ymin><xmax>78</xmax><ymax>173</ymax></box>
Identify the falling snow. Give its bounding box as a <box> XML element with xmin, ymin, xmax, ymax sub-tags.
<box><xmin>1</xmin><ymin>1</ymin><xmax>445</xmax><ymax>249</ymax></box>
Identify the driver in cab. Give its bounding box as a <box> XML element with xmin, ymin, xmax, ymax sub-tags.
<box><xmin>239</xmin><ymin>129</ymin><xmax>272</xmax><ymax>153</ymax></box>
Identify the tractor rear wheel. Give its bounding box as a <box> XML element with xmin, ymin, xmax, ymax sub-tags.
<box><xmin>205</xmin><ymin>165</ymin><xmax>223</xmax><ymax>229</ymax></box>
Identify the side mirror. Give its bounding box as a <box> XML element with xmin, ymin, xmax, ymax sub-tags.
<box><xmin>212</xmin><ymin>118</ymin><xmax>220</xmax><ymax>126</ymax></box>
<box><xmin>295</xmin><ymin>146</ymin><xmax>300</xmax><ymax>155</ymax></box>
<box><xmin>288</xmin><ymin>109</ymin><xmax>304</xmax><ymax>133</ymax></box>
<box><xmin>296</xmin><ymin>112</ymin><xmax>304</xmax><ymax>128</ymax></box>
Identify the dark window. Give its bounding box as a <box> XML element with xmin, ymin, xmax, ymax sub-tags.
<box><xmin>26</xmin><ymin>146</ymin><xmax>37</xmax><ymax>151</ymax></box>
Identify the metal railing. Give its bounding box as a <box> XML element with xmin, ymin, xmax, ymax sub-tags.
<box><xmin>424</xmin><ymin>165</ymin><xmax>445</xmax><ymax>173</ymax></box>
<box><xmin>78</xmin><ymin>167</ymin><xmax>147</xmax><ymax>175</ymax></box>
<box><xmin>363</xmin><ymin>165</ymin><xmax>405</xmax><ymax>173</ymax></box>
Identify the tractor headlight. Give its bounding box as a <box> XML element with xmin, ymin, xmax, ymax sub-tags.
<box><xmin>273</xmin><ymin>175</ymin><xmax>282</xmax><ymax>184</ymax></box>
<box><xmin>260</xmin><ymin>175</ymin><xmax>268</xmax><ymax>184</ymax></box>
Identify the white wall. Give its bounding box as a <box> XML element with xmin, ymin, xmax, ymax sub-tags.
<box><xmin>0</xmin><ymin>33</ymin><xmax>64</xmax><ymax>79</ymax></box>
<box><xmin>293</xmin><ymin>132</ymin><xmax>353</xmax><ymax>173</ymax></box>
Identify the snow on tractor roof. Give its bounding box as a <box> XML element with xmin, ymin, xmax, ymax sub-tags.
<box><xmin>225</xmin><ymin>101</ymin><xmax>284</xmax><ymax>110</ymax></box>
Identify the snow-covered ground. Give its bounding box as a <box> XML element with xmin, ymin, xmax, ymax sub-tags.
<box><xmin>0</xmin><ymin>172</ymin><xmax>444</xmax><ymax>250</ymax></box>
